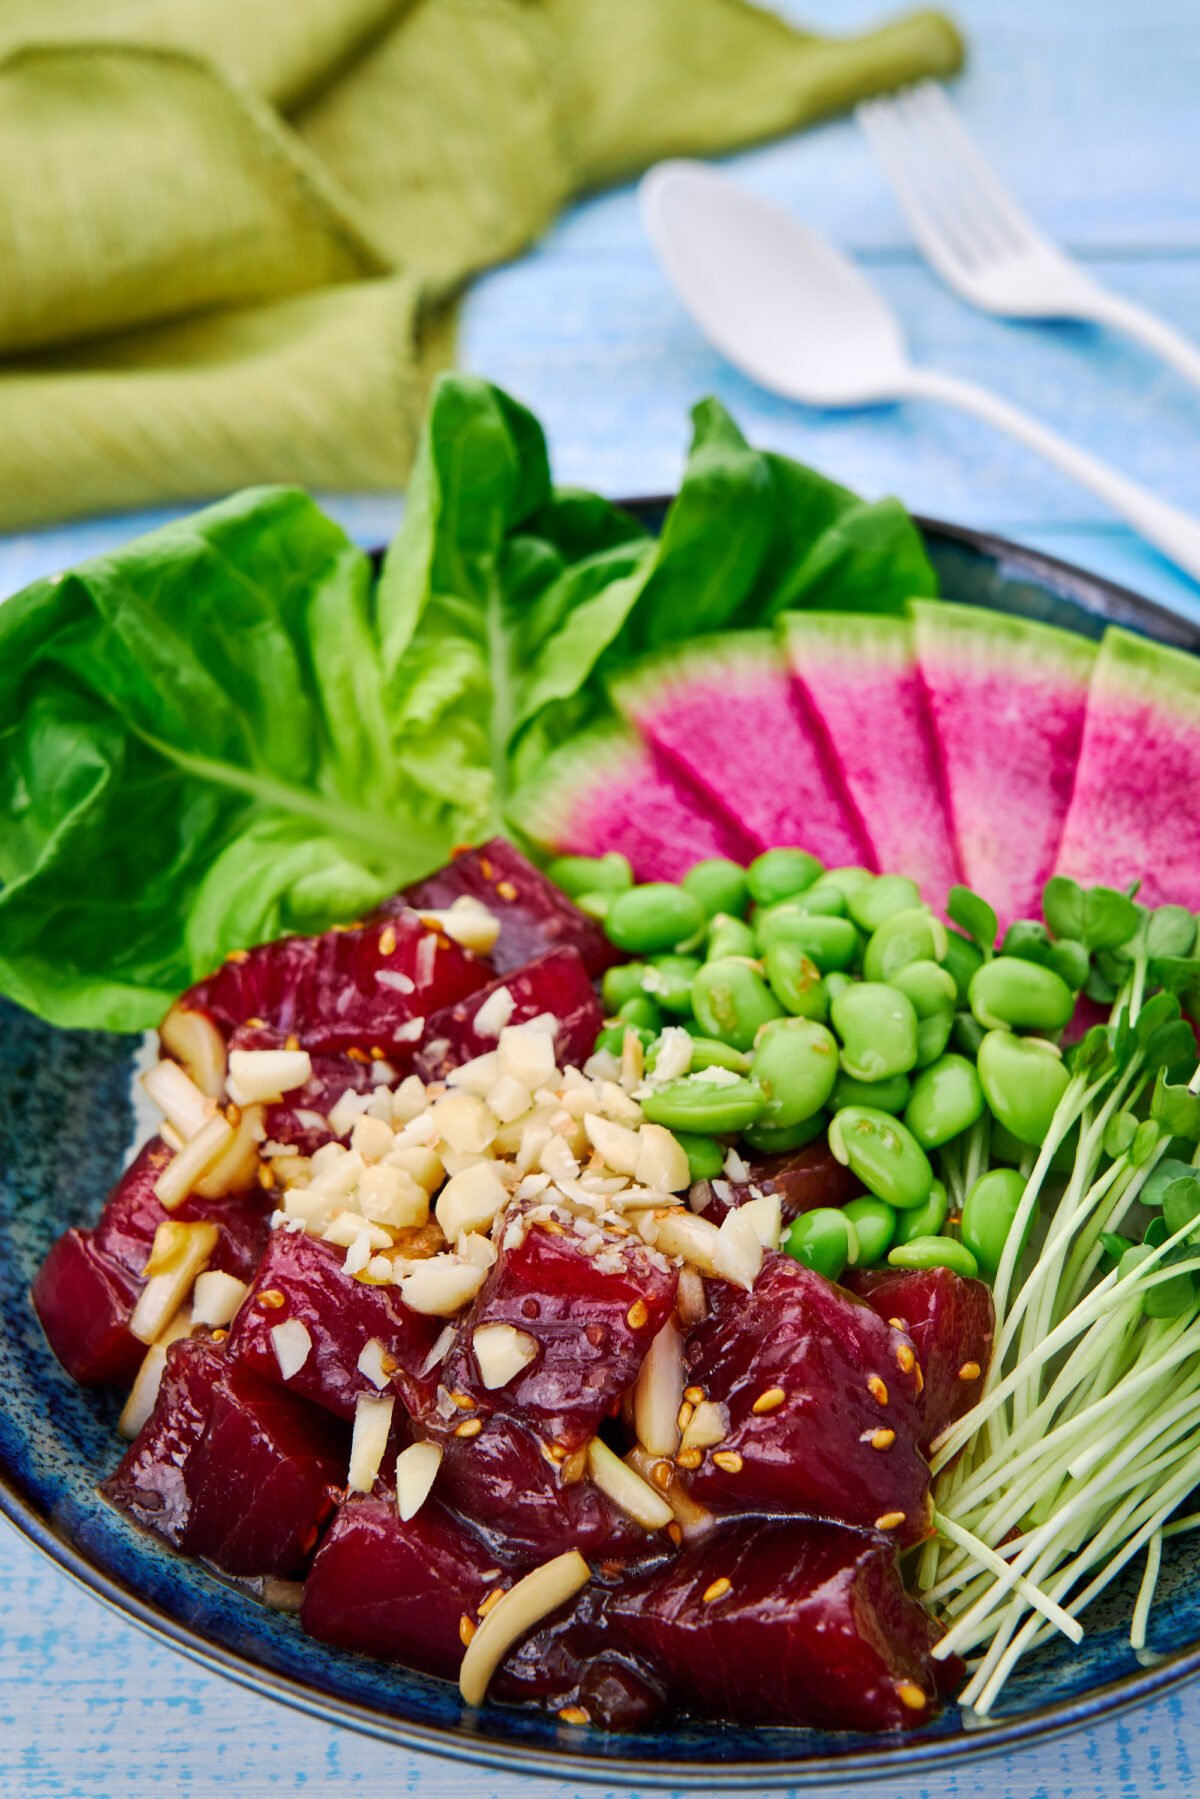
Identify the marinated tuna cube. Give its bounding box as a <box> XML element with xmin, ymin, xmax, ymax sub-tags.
<box><xmin>302</xmin><ymin>1493</ymin><xmax>506</xmax><ymax>1679</ymax></box>
<box><xmin>605</xmin><ymin>1518</ymin><xmax>948</xmax><ymax>1731</ymax></box>
<box><xmin>414</xmin><ymin>948</ymin><xmax>602</xmax><ymax>1082</ymax></box>
<box><xmin>436</xmin><ymin>1414</ymin><xmax>651</xmax><ymax>1564</ymax></box>
<box><xmin>103</xmin><ymin>1336</ymin><xmax>345</xmax><ymax>1576</ymax></box>
<box><xmin>694</xmin><ymin>1137</ymin><xmax>860</xmax><ymax>1227</ymax></box>
<box><xmin>94</xmin><ymin>1139</ymin><xmax>271</xmax><ymax>1284</ymax></box>
<box><xmin>435</xmin><ymin>1218</ymin><xmax>677</xmax><ymax>1452</ymax></box>
<box><xmin>683</xmin><ymin>1252</ymin><xmax>931</xmax><ymax>1545</ymax></box>
<box><xmin>394</xmin><ymin>838</ymin><xmax>616</xmax><ymax>977</ymax></box>
<box><xmin>258</xmin><ymin>1049</ymin><xmax>377</xmax><ymax>1155</ymax></box>
<box><xmin>183</xmin><ymin>911</ymin><xmax>487</xmax><ymax>1056</ymax></box>
<box><xmin>846</xmin><ymin>1266</ymin><xmax>995</xmax><ymax>1453</ymax></box>
<box><xmin>32</xmin><ymin>1228</ymin><xmax>144</xmax><ymax>1387</ymax></box>
<box><xmin>226</xmin><ymin>1230</ymin><xmax>444</xmax><ymax>1420</ymax></box>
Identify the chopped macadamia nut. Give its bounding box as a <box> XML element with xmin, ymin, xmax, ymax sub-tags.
<box><xmin>395</xmin><ymin>1441</ymin><xmax>443</xmax><ymax>1521</ymax></box>
<box><xmin>436</xmin><ymin>1162</ymin><xmax>508</xmax><ymax>1239</ymax></box>
<box><xmin>350</xmin><ymin>1114</ymin><xmax>396</xmax><ymax>1163</ymax></box>
<box><xmin>446</xmin><ymin>1052</ymin><xmax>501</xmax><ymax>1098</ymax></box>
<box><xmin>348</xmin><ymin>1393</ymin><xmax>395</xmax><ymax>1492</ymax></box>
<box><xmin>357</xmin><ymin>1163</ymin><xmax>429</xmax><ymax>1229</ymax></box>
<box><xmin>400</xmin><ymin>1255</ymin><xmax>488</xmax><ymax>1316</ymax></box>
<box><xmin>472</xmin><ymin>985</ymin><xmax>515</xmax><ymax>1038</ymax></box>
<box><xmin>228</xmin><ymin>1048</ymin><xmax>312</xmax><ymax>1104</ymax></box>
<box><xmin>191</xmin><ymin>1270</ymin><xmax>248</xmax><ymax>1328</ymax></box>
<box><xmin>473</xmin><ymin>1321</ymin><xmax>539</xmax><ymax>1389</ymax></box>
<box><xmin>270</xmin><ymin>1318</ymin><xmax>313</xmax><ymax>1381</ymax></box>
<box><xmin>485</xmin><ymin>1075</ymin><xmax>533</xmax><ymax>1124</ymax></box>
<box><xmin>432</xmin><ymin>1093</ymin><xmax>496</xmax><ymax>1155</ymax></box>
<box><xmin>634</xmin><ymin>1124</ymin><xmax>690</xmax><ymax>1193</ymax></box>
<box><xmin>498</xmin><ymin>1024</ymin><xmax>557</xmax><ymax>1089</ymax></box>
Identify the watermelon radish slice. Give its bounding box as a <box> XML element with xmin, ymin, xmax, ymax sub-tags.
<box><xmin>912</xmin><ymin>603</ymin><xmax>1096</xmax><ymax>926</ymax></box>
<box><xmin>1055</xmin><ymin>628</ymin><xmax>1200</xmax><ymax>908</ymax></box>
<box><xmin>609</xmin><ymin>633</ymin><xmax>872</xmax><ymax>868</ymax></box>
<box><xmin>783</xmin><ymin>612</ymin><xmax>960</xmax><ymax>906</ymax></box>
<box><xmin>507</xmin><ymin>720</ymin><xmax>756</xmax><ymax>882</ymax></box>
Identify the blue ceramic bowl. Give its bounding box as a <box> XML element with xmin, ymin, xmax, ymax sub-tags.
<box><xmin>4</xmin><ymin>516</ymin><xmax>1200</xmax><ymax>1788</ymax></box>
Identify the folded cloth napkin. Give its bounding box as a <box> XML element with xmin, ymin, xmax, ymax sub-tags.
<box><xmin>0</xmin><ymin>0</ymin><xmax>962</xmax><ymax>528</ymax></box>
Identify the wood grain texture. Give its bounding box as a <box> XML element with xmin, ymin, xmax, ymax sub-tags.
<box><xmin>3</xmin><ymin>0</ymin><xmax>1200</xmax><ymax>1790</ymax></box>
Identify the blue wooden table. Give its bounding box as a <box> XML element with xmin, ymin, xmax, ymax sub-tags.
<box><xmin>2</xmin><ymin>1</ymin><xmax>1198</xmax><ymax>1792</ymax></box>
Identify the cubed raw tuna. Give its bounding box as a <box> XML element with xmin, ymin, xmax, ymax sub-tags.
<box><xmin>104</xmin><ymin>1336</ymin><xmax>346</xmax><ymax>1576</ymax></box>
<box><xmin>846</xmin><ymin>1266</ymin><xmax>995</xmax><ymax>1453</ymax></box>
<box><xmin>226</xmin><ymin>1230</ymin><xmax>444</xmax><ymax>1420</ymax></box>
<box><xmin>93</xmin><ymin>1138</ymin><xmax>271</xmax><ymax>1284</ymax></box>
<box><xmin>182</xmin><ymin>910</ymin><xmax>487</xmax><ymax>1056</ymax></box>
<box><xmin>301</xmin><ymin>1492</ymin><xmax>506</xmax><ymax>1679</ymax></box>
<box><xmin>604</xmin><ymin>1518</ymin><xmax>949</xmax><ymax>1730</ymax></box>
<box><xmin>394</xmin><ymin>838</ymin><xmax>616</xmax><ymax>978</ymax></box>
<box><xmin>694</xmin><ymin>1138</ymin><xmax>861</xmax><ymax>1227</ymax></box>
<box><xmin>433</xmin><ymin>1216</ymin><xmax>677</xmax><ymax>1452</ymax></box>
<box><xmin>683</xmin><ymin>1252</ymin><xmax>931</xmax><ymax>1545</ymax></box>
<box><xmin>435</xmin><ymin>1415</ymin><xmax>652</xmax><ymax>1564</ymax></box>
<box><xmin>32</xmin><ymin>1228</ymin><xmax>144</xmax><ymax>1387</ymax></box>
<box><xmin>414</xmin><ymin>948</ymin><xmax>602</xmax><ymax>1082</ymax></box>
<box><xmin>257</xmin><ymin>1048</ymin><xmax>378</xmax><ymax>1155</ymax></box>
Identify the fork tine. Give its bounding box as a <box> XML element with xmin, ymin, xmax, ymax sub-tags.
<box><xmin>859</xmin><ymin>97</ymin><xmax>989</xmax><ymax>276</ymax></box>
<box><xmin>887</xmin><ymin>85</ymin><xmax>1019</xmax><ymax>263</ymax></box>
<box><xmin>903</xmin><ymin>83</ymin><xmax>1042</xmax><ymax>253</ymax></box>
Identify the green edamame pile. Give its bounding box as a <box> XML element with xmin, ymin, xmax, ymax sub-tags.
<box><xmin>550</xmin><ymin>848</ymin><xmax>1200</xmax><ymax>1300</ymax></box>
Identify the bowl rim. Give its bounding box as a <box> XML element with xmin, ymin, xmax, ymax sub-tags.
<box><xmin>6</xmin><ymin>509</ymin><xmax>1200</xmax><ymax>1787</ymax></box>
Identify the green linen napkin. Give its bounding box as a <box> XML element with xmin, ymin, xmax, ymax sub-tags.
<box><xmin>0</xmin><ymin>1</ymin><xmax>962</xmax><ymax>529</ymax></box>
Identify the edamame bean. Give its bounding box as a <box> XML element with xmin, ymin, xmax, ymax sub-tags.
<box><xmin>889</xmin><ymin>959</ymin><xmax>957</xmax><ymax>1020</ymax></box>
<box><xmin>594</xmin><ymin>1022</ymin><xmax>654</xmax><ymax>1057</ymax></box>
<box><xmin>546</xmin><ymin>852</ymin><xmax>633</xmax><ymax>900</ymax></box>
<box><xmin>692</xmin><ymin>957</ymin><xmax>785</xmax><ymax>1050</ymax></box>
<box><xmin>915</xmin><ymin>1010</ymin><xmax>954</xmax><ymax>1068</ymax></box>
<box><xmin>905</xmin><ymin>1054</ymin><xmax>985</xmax><ymax>1149</ymax></box>
<box><xmin>574</xmin><ymin>891</ymin><xmax>613</xmax><ymax>922</ymax></box>
<box><xmin>892</xmin><ymin>1178</ymin><xmax>949</xmax><ymax>1247</ymax></box>
<box><xmin>961</xmin><ymin>1167</ymin><xmax>1028</xmax><ymax>1281</ymax></box>
<box><xmin>673</xmin><ymin>1132</ymin><xmax>727</xmax><ymax>1184</ymax></box>
<box><xmin>824</xmin><ymin>972</ymin><xmax>854</xmax><ymax>1004</ymax></box>
<box><xmin>742</xmin><ymin>1113</ymin><xmax>829</xmax><ymax>1154</ymax></box>
<box><xmin>746</xmin><ymin>849</ymin><xmax>823</xmax><ymax>906</ymax></box>
<box><xmin>943</xmin><ymin>930</ymin><xmax>984</xmax><ymax>1003</ymax></box>
<box><xmin>968</xmin><ymin>956</ymin><xmax>1075</xmax><ymax>1033</ymax></box>
<box><xmin>606</xmin><ymin>883</ymin><xmax>706</xmax><ymax>955</ymax></box>
<box><xmin>783</xmin><ymin>1207</ymin><xmax>856</xmax><ymax>1282</ymax></box>
<box><xmin>977</xmin><ymin>1030</ymin><xmax>1071</xmax><ymax>1147</ymax></box>
<box><xmin>641</xmin><ymin>1074</ymin><xmax>767</xmax><ymax>1134</ymax></box>
<box><xmin>952</xmin><ymin>1010</ymin><xmax>987</xmax><ymax>1059</ymax></box>
<box><xmin>822</xmin><ymin>866</ymin><xmax>875</xmax><ymax>897</ymax></box>
<box><xmin>764</xmin><ymin>942</ymin><xmax>828</xmax><ymax>1020</ymax></box>
<box><xmin>755</xmin><ymin>910</ymin><xmax>860</xmax><ymax>970</ymax></box>
<box><xmin>888</xmin><ymin>1236</ymin><xmax>979</xmax><ymax>1279</ymax></box>
<box><xmin>843</xmin><ymin>1197</ymin><xmax>897</xmax><ymax>1265</ymax></box>
<box><xmin>643</xmin><ymin>954</ymin><xmax>701</xmax><ymax>1015</ymax></box>
<box><xmin>750</xmin><ymin>1017</ymin><xmax>840</xmax><ymax>1128</ymax></box>
<box><xmin>831</xmin><ymin>1070</ymin><xmax>912</xmax><ymax>1114</ymax></box>
<box><xmin>618</xmin><ymin>994</ymin><xmax>662</xmax><ymax>1033</ymax></box>
<box><xmin>780</xmin><ymin>884</ymin><xmax>849</xmax><ymax>918</ymax></box>
<box><xmin>707</xmin><ymin>913</ymin><xmax>757</xmax><ymax>960</ymax></box>
<box><xmin>863</xmin><ymin>908</ymin><xmax>948</xmax><ymax>982</ymax></box>
<box><xmin>602</xmin><ymin>962</ymin><xmax>649</xmax><ymax>1012</ymax></box>
<box><xmin>682</xmin><ymin>858</ymin><xmax>749</xmax><ymax>919</ymax></box>
<box><xmin>848</xmin><ymin>874</ymin><xmax>922</xmax><ymax>934</ymax></box>
<box><xmin>831</xmin><ymin>982</ymin><xmax>919</xmax><ymax>1081</ymax></box>
<box><xmin>679</xmin><ymin>1036</ymin><xmax>751</xmax><ymax>1074</ymax></box>
<box><xmin>827</xmin><ymin>1106</ymin><xmax>933</xmax><ymax>1209</ymax></box>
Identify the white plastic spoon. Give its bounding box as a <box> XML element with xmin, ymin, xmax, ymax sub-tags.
<box><xmin>641</xmin><ymin>161</ymin><xmax>1200</xmax><ymax>584</ymax></box>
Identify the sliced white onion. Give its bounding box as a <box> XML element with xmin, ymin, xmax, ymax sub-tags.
<box><xmin>117</xmin><ymin>1307</ymin><xmax>194</xmax><ymax>1439</ymax></box>
<box><xmin>395</xmin><ymin>1441</ymin><xmax>443</xmax><ymax>1521</ymax></box>
<box><xmin>633</xmin><ymin>1315</ymin><xmax>684</xmax><ymax>1457</ymax></box>
<box><xmin>159</xmin><ymin>1005</ymin><xmax>227</xmax><ymax>1100</ymax></box>
<box><xmin>472</xmin><ymin>1322</ymin><xmax>538</xmax><ymax>1390</ymax></box>
<box><xmin>227</xmin><ymin>1048</ymin><xmax>312</xmax><ymax>1104</ymax></box>
<box><xmin>348</xmin><ymin>1392</ymin><xmax>395</xmax><ymax>1493</ymax></box>
<box><xmin>459</xmin><ymin>1550</ymin><xmax>591</xmax><ymax>1707</ymax></box>
<box><xmin>270</xmin><ymin>1317</ymin><xmax>313</xmax><ymax>1381</ymax></box>
<box><xmin>586</xmin><ymin>1437</ymin><xmax>674</xmax><ymax>1530</ymax></box>
<box><xmin>129</xmin><ymin>1222</ymin><xmax>218</xmax><ymax>1344</ymax></box>
<box><xmin>191</xmin><ymin>1270</ymin><xmax>248</xmax><ymax>1328</ymax></box>
<box><xmin>192</xmin><ymin>1103</ymin><xmax>264</xmax><ymax>1199</ymax></box>
<box><xmin>152</xmin><ymin>1113</ymin><xmax>235</xmax><ymax>1211</ymax></box>
<box><xmin>142</xmin><ymin>1059</ymin><xmax>215</xmax><ymax>1143</ymax></box>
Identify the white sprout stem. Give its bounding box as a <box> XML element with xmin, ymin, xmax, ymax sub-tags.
<box><xmin>1130</xmin><ymin>1529</ymin><xmax>1163</xmax><ymax>1650</ymax></box>
<box><xmin>931</xmin><ymin>1512</ymin><xmax>1082</xmax><ymax>1645</ymax></box>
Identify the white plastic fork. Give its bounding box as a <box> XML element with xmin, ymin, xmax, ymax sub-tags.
<box><xmin>858</xmin><ymin>82</ymin><xmax>1200</xmax><ymax>390</ymax></box>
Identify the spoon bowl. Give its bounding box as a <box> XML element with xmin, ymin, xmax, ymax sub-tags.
<box><xmin>640</xmin><ymin>160</ymin><xmax>911</xmax><ymax>407</ymax></box>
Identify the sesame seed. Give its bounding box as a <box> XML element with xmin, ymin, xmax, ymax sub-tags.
<box><xmin>712</xmin><ymin>1450</ymin><xmax>743</xmax><ymax>1474</ymax></box>
<box><xmin>895</xmin><ymin>1343</ymin><xmax>916</xmax><ymax>1374</ymax></box>
<box><xmin>875</xmin><ymin>1510</ymin><xmax>907</xmax><ymax>1531</ymax></box>
<box><xmin>545</xmin><ymin>1443</ymin><xmax>568</xmax><ymax>1463</ymax></box>
<box><xmin>866</xmin><ymin>1374</ymin><xmax>889</xmax><ymax>1406</ymax></box>
<box><xmin>226</xmin><ymin>949</ymin><xmax>249</xmax><ymax>965</ymax></box>
<box><xmin>477</xmin><ymin>1587</ymin><xmax>506</xmax><ymax>1618</ymax></box>
<box><xmin>450</xmin><ymin>1391</ymin><xmax>476</xmax><ymax>1409</ymax></box>
<box><xmin>210</xmin><ymin>1329</ymin><xmax>228</xmax><ymax>1344</ymax></box>
<box><xmin>479</xmin><ymin>857</ymin><xmax>494</xmax><ymax>878</ymax></box>
<box><xmin>677</xmin><ymin>1400</ymin><xmax>695</xmax><ymax>1433</ymax></box>
<box><xmin>459</xmin><ymin>1613</ymin><xmax>477</xmax><ymax>1646</ymax></box>
<box><xmin>895</xmin><ymin>1681</ymin><xmax>926</xmax><ymax>1712</ymax></box>
<box><xmin>481</xmin><ymin>1568</ymin><xmax>502</xmax><ymax>1581</ymax></box>
<box><xmin>347</xmin><ymin>1047</ymin><xmax>370</xmax><ymax>1064</ymax></box>
<box><xmin>914</xmin><ymin>1365</ymin><xmax>925</xmax><ymax>1395</ymax></box>
<box><xmin>224</xmin><ymin>1102</ymin><xmax>241</xmax><ymax>1126</ymax></box>
<box><xmin>626</xmin><ymin>1298</ymin><xmax>650</xmax><ymax>1330</ymax></box>
<box><xmin>870</xmin><ymin>1428</ymin><xmax>896</xmax><ymax>1451</ymax></box>
<box><xmin>702</xmin><ymin>1577</ymin><xmax>732</xmax><ymax>1604</ymax></box>
<box><xmin>379</xmin><ymin>925</ymin><xmax>397</xmax><ymax>957</ymax></box>
<box><xmin>751</xmin><ymin>1386</ymin><xmax>785</xmax><ymax>1415</ymax></box>
<box><xmin>958</xmin><ymin>1360</ymin><xmax>982</xmax><ymax>1382</ymax></box>
<box><xmin>675</xmin><ymin>1447</ymin><xmax>702</xmax><ymax>1471</ymax></box>
<box><xmin>245</xmin><ymin>1016</ymin><xmax>267</xmax><ymax>1030</ymax></box>
<box><xmin>887</xmin><ymin>1316</ymin><xmax>905</xmax><ymax>1330</ymax></box>
<box><xmin>541</xmin><ymin>1220</ymin><xmax>566</xmax><ymax>1236</ymax></box>
<box><xmin>683</xmin><ymin>1385</ymin><xmax>705</xmax><ymax>1405</ymax></box>
<box><xmin>652</xmin><ymin>1461</ymin><xmax>674</xmax><ymax>1491</ymax></box>
<box><xmin>370</xmin><ymin>1046</ymin><xmax>386</xmax><ymax>1060</ymax></box>
<box><xmin>258</xmin><ymin>1164</ymin><xmax>277</xmax><ymax>1191</ymax></box>
<box><xmin>285</xmin><ymin>1034</ymin><xmax>300</xmax><ymax>1052</ymax></box>
<box><xmin>454</xmin><ymin>1418</ymin><xmax>483</xmax><ymax>1439</ymax></box>
<box><xmin>256</xmin><ymin>1289</ymin><xmax>286</xmax><ymax>1310</ymax></box>
<box><xmin>496</xmin><ymin>881</ymin><xmax>518</xmax><ymax>901</ymax></box>
<box><xmin>558</xmin><ymin>1705</ymin><xmax>590</xmax><ymax>1726</ymax></box>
